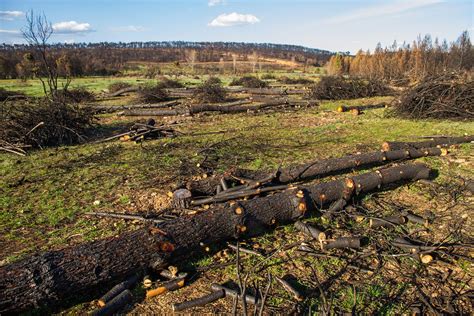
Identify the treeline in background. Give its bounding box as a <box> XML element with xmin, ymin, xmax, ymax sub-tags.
<box><xmin>0</xmin><ymin>41</ymin><xmax>333</xmax><ymax>79</ymax></box>
<box><xmin>327</xmin><ymin>31</ymin><xmax>473</xmax><ymax>83</ymax></box>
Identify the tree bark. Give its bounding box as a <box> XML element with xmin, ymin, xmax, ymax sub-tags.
<box><xmin>382</xmin><ymin>135</ymin><xmax>474</xmax><ymax>151</ymax></box>
<box><xmin>337</xmin><ymin>104</ymin><xmax>386</xmax><ymax>113</ymax></box>
<box><xmin>88</xmin><ymin>100</ymin><xmax>180</xmax><ymax>113</ymax></box>
<box><xmin>0</xmin><ymin>163</ymin><xmax>431</xmax><ymax>314</ymax></box>
<box><xmin>188</xmin><ymin>147</ymin><xmax>444</xmax><ymax>196</ymax></box>
<box><xmin>108</xmin><ymin>86</ymin><xmax>139</xmax><ymax>97</ymax></box>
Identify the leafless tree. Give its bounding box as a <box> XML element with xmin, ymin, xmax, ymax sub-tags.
<box><xmin>22</xmin><ymin>11</ymin><xmax>70</xmax><ymax>97</ymax></box>
<box><xmin>185</xmin><ymin>49</ymin><xmax>197</xmax><ymax>73</ymax></box>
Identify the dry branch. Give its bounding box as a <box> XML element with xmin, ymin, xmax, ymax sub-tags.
<box><xmin>0</xmin><ymin>163</ymin><xmax>431</xmax><ymax>313</ymax></box>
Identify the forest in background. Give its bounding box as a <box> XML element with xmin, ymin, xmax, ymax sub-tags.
<box><xmin>0</xmin><ymin>41</ymin><xmax>334</xmax><ymax>78</ymax></box>
<box><xmin>327</xmin><ymin>31</ymin><xmax>473</xmax><ymax>82</ymax></box>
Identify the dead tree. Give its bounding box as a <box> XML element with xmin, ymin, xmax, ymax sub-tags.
<box><xmin>0</xmin><ymin>163</ymin><xmax>431</xmax><ymax>313</ymax></box>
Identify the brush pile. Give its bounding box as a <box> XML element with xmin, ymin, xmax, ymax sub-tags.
<box><xmin>391</xmin><ymin>73</ymin><xmax>474</xmax><ymax>120</ymax></box>
<box><xmin>157</xmin><ymin>78</ymin><xmax>185</xmax><ymax>89</ymax></box>
<box><xmin>229</xmin><ymin>76</ymin><xmax>268</xmax><ymax>88</ymax></box>
<box><xmin>0</xmin><ymin>98</ymin><xmax>95</xmax><ymax>154</ymax></box>
<box><xmin>108</xmin><ymin>82</ymin><xmax>133</xmax><ymax>93</ymax></box>
<box><xmin>309</xmin><ymin>76</ymin><xmax>392</xmax><ymax>100</ymax></box>
<box><xmin>278</xmin><ymin>76</ymin><xmax>313</xmax><ymax>85</ymax></box>
<box><xmin>0</xmin><ymin>88</ymin><xmax>26</xmax><ymax>101</ymax></box>
<box><xmin>193</xmin><ymin>77</ymin><xmax>227</xmax><ymax>103</ymax></box>
<box><xmin>137</xmin><ymin>84</ymin><xmax>170</xmax><ymax>103</ymax></box>
<box><xmin>57</xmin><ymin>88</ymin><xmax>95</xmax><ymax>103</ymax></box>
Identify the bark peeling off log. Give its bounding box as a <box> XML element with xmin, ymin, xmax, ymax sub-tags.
<box><xmin>0</xmin><ymin>163</ymin><xmax>431</xmax><ymax>314</ymax></box>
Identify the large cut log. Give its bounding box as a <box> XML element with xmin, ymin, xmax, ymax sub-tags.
<box><xmin>189</xmin><ymin>99</ymin><xmax>287</xmax><ymax>115</ymax></box>
<box><xmin>241</xmin><ymin>88</ymin><xmax>286</xmax><ymax>95</ymax></box>
<box><xmin>188</xmin><ymin>147</ymin><xmax>444</xmax><ymax>196</ymax></box>
<box><xmin>337</xmin><ymin>104</ymin><xmax>387</xmax><ymax>113</ymax></box>
<box><xmin>382</xmin><ymin>135</ymin><xmax>474</xmax><ymax>151</ymax></box>
<box><xmin>108</xmin><ymin>86</ymin><xmax>140</xmax><ymax>97</ymax></box>
<box><xmin>87</xmin><ymin>101</ymin><xmax>181</xmax><ymax>113</ymax></box>
<box><xmin>0</xmin><ymin>163</ymin><xmax>431</xmax><ymax>313</ymax></box>
<box><xmin>120</xmin><ymin>109</ymin><xmax>188</xmax><ymax>116</ymax></box>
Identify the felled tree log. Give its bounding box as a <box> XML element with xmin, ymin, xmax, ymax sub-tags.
<box><xmin>337</xmin><ymin>104</ymin><xmax>387</xmax><ymax>113</ymax></box>
<box><xmin>242</xmin><ymin>88</ymin><xmax>286</xmax><ymax>95</ymax></box>
<box><xmin>88</xmin><ymin>100</ymin><xmax>181</xmax><ymax>113</ymax></box>
<box><xmin>120</xmin><ymin>108</ymin><xmax>188</xmax><ymax>116</ymax></box>
<box><xmin>188</xmin><ymin>147</ymin><xmax>444</xmax><ymax>196</ymax></box>
<box><xmin>189</xmin><ymin>99</ymin><xmax>287</xmax><ymax>115</ymax></box>
<box><xmin>382</xmin><ymin>135</ymin><xmax>474</xmax><ymax>151</ymax></box>
<box><xmin>108</xmin><ymin>86</ymin><xmax>140</xmax><ymax>97</ymax></box>
<box><xmin>0</xmin><ymin>163</ymin><xmax>431</xmax><ymax>314</ymax></box>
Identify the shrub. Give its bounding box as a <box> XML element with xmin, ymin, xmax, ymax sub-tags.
<box><xmin>193</xmin><ymin>77</ymin><xmax>227</xmax><ymax>103</ymax></box>
<box><xmin>229</xmin><ymin>76</ymin><xmax>268</xmax><ymax>88</ymax></box>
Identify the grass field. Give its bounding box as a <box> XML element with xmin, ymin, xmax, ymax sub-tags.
<box><xmin>0</xmin><ymin>75</ymin><xmax>473</xmax><ymax>314</ymax></box>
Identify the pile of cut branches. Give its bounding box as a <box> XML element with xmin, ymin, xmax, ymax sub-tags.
<box><xmin>157</xmin><ymin>78</ymin><xmax>185</xmax><ymax>89</ymax></box>
<box><xmin>193</xmin><ymin>77</ymin><xmax>227</xmax><ymax>103</ymax></box>
<box><xmin>95</xmin><ymin>119</ymin><xmax>181</xmax><ymax>143</ymax></box>
<box><xmin>108</xmin><ymin>81</ymin><xmax>133</xmax><ymax>93</ymax></box>
<box><xmin>57</xmin><ymin>88</ymin><xmax>95</xmax><ymax>103</ymax></box>
<box><xmin>230</xmin><ymin>76</ymin><xmax>268</xmax><ymax>88</ymax></box>
<box><xmin>137</xmin><ymin>84</ymin><xmax>170</xmax><ymax>103</ymax></box>
<box><xmin>278</xmin><ymin>76</ymin><xmax>314</xmax><ymax>85</ymax></box>
<box><xmin>309</xmin><ymin>76</ymin><xmax>392</xmax><ymax>100</ymax></box>
<box><xmin>0</xmin><ymin>88</ymin><xmax>26</xmax><ymax>101</ymax></box>
<box><xmin>0</xmin><ymin>98</ymin><xmax>95</xmax><ymax>154</ymax></box>
<box><xmin>391</xmin><ymin>73</ymin><xmax>474</xmax><ymax>120</ymax></box>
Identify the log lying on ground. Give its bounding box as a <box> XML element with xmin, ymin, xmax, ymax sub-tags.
<box><xmin>382</xmin><ymin>135</ymin><xmax>474</xmax><ymax>151</ymax></box>
<box><xmin>0</xmin><ymin>163</ymin><xmax>431</xmax><ymax>313</ymax></box>
<box><xmin>109</xmin><ymin>86</ymin><xmax>140</xmax><ymax>97</ymax></box>
<box><xmin>189</xmin><ymin>99</ymin><xmax>287</xmax><ymax>115</ymax></box>
<box><xmin>337</xmin><ymin>104</ymin><xmax>387</xmax><ymax>113</ymax></box>
<box><xmin>87</xmin><ymin>100</ymin><xmax>181</xmax><ymax>113</ymax></box>
<box><xmin>120</xmin><ymin>99</ymin><xmax>308</xmax><ymax>116</ymax></box>
<box><xmin>241</xmin><ymin>88</ymin><xmax>286</xmax><ymax>95</ymax></box>
<box><xmin>188</xmin><ymin>147</ymin><xmax>445</xmax><ymax>196</ymax></box>
<box><xmin>120</xmin><ymin>108</ymin><xmax>188</xmax><ymax>116</ymax></box>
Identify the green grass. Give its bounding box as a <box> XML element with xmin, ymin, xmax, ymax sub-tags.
<box><xmin>0</xmin><ymin>80</ymin><xmax>473</xmax><ymax>313</ymax></box>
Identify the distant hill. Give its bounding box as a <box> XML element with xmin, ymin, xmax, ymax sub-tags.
<box><xmin>0</xmin><ymin>41</ymin><xmax>336</xmax><ymax>78</ymax></box>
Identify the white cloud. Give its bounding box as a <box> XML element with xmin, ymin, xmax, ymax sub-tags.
<box><xmin>0</xmin><ymin>11</ymin><xmax>24</xmax><ymax>21</ymax></box>
<box><xmin>64</xmin><ymin>39</ymin><xmax>75</xmax><ymax>44</ymax></box>
<box><xmin>208</xmin><ymin>12</ymin><xmax>260</xmax><ymax>27</ymax></box>
<box><xmin>0</xmin><ymin>29</ymin><xmax>20</xmax><ymax>34</ymax></box>
<box><xmin>52</xmin><ymin>21</ymin><xmax>93</xmax><ymax>34</ymax></box>
<box><xmin>324</xmin><ymin>0</ymin><xmax>444</xmax><ymax>24</ymax></box>
<box><xmin>208</xmin><ymin>0</ymin><xmax>224</xmax><ymax>6</ymax></box>
<box><xmin>110</xmin><ymin>25</ymin><xmax>146</xmax><ymax>32</ymax></box>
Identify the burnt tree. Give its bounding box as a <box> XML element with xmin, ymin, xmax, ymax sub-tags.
<box><xmin>0</xmin><ymin>163</ymin><xmax>431</xmax><ymax>313</ymax></box>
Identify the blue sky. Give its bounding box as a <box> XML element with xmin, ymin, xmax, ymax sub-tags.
<box><xmin>1</xmin><ymin>0</ymin><xmax>472</xmax><ymax>53</ymax></box>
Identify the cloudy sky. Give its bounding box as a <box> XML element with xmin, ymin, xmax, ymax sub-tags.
<box><xmin>0</xmin><ymin>0</ymin><xmax>472</xmax><ymax>53</ymax></box>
